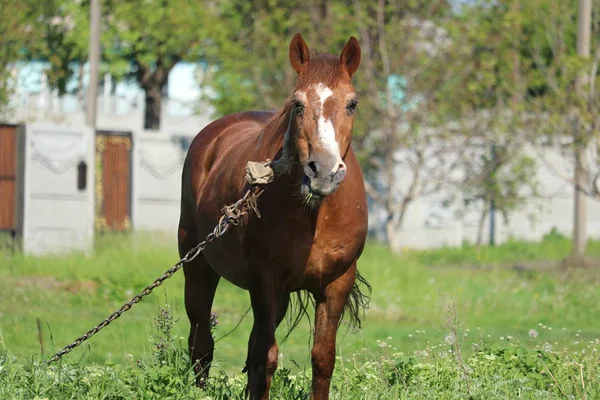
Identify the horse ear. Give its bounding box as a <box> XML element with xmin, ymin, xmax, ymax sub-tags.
<box><xmin>289</xmin><ymin>33</ymin><xmax>310</xmax><ymax>74</ymax></box>
<box><xmin>339</xmin><ymin>36</ymin><xmax>361</xmax><ymax>77</ymax></box>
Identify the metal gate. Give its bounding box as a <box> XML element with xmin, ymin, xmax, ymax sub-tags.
<box><xmin>95</xmin><ymin>130</ymin><xmax>132</xmax><ymax>232</ymax></box>
<box><xmin>0</xmin><ymin>124</ymin><xmax>18</xmax><ymax>235</ymax></box>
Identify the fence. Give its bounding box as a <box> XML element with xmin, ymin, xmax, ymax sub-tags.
<box><xmin>368</xmin><ymin>142</ymin><xmax>600</xmax><ymax>250</ymax></box>
<box><xmin>3</xmin><ymin>118</ymin><xmax>599</xmax><ymax>255</ymax></box>
<box><xmin>10</xmin><ymin>123</ymin><xmax>96</xmax><ymax>255</ymax></box>
<box><xmin>0</xmin><ymin>119</ymin><xmax>200</xmax><ymax>255</ymax></box>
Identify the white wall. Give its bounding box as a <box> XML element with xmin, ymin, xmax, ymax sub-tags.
<box><xmin>369</xmin><ymin>143</ymin><xmax>600</xmax><ymax>250</ymax></box>
<box><xmin>19</xmin><ymin>122</ymin><xmax>95</xmax><ymax>255</ymax></box>
<box><xmin>131</xmin><ymin>130</ymin><xmax>195</xmax><ymax>233</ymax></box>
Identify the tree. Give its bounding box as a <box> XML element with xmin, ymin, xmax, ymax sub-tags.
<box><xmin>448</xmin><ymin>0</ymin><xmax>542</xmax><ymax>246</ymax></box>
<box><xmin>33</xmin><ymin>0</ymin><xmax>214</xmax><ymax>130</ymax></box>
<box><xmin>201</xmin><ymin>0</ymin><xmax>358</xmax><ymax>117</ymax></box>
<box><xmin>351</xmin><ymin>0</ymin><xmax>474</xmax><ymax>251</ymax></box>
<box><xmin>101</xmin><ymin>0</ymin><xmax>214</xmax><ymax>130</ymax></box>
<box><xmin>522</xmin><ymin>0</ymin><xmax>599</xmax><ymax>263</ymax></box>
<box><xmin>459</xmin><ymin>117</ymin><xmax>539</xmax><ymax>246</ymax></box>
<box><xmin>0</xmin><ymin>0</ymin><xmax>45</xmax><ymax>115</ymax></box>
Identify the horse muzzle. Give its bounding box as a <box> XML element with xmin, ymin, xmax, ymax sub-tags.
<box><xmin>301</xmin><ymin>160</ymin><xmax>347</xmax><ymax>198</ymax></box>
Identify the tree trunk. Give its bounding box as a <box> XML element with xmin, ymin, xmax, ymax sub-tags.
<box><xmin>85</xmin><ymin>0</ymin><xmax>101</xmax><ymax>128</ymax></box>
<box><xmin>476</xmin><ymin>207</ymin><xmax>488</xmax><ymax>247</ymax></box>
<box><xmin>144</xmin><ymin>84</ymin><xmax>162</xmax><ymax>130</ymax></box>
<box><xmin>571</xmin><ymin>0</ymin><xmax>591</xmax><ymax>259</ymax></box>
<box><xmin>510</xmin><ymin>0</ymin><xmax>522</xmax><ymax>109</ymax></box>
<box><xmin>385</xmin><ymin>214</ymin><xmax>400</xmax><ymax>253</ymax></box>
<box><xmin>78</xmin><ymin>63</ymin><xmax>85</xmax><ymax>110</ymax></box>
<box><xmin>572</xmin><ymin>143</ymin><xmax>588</xmax><ymax>256</ymax></box>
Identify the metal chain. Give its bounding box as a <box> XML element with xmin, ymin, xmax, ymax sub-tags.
<box><xmin>47</xmin><ymin>185</ymin><xmax>265</xmax><ymax>365</ymax></box>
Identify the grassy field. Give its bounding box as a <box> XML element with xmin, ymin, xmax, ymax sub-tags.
<box><xmin>1</xmin><ymin>231</ymin><xmax>600</xmax><ymax>398</ymax></box>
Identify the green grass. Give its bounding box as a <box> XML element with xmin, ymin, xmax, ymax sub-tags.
<box><xmin>1</xmin><ymin>232</ymin><xmax>600</xmax><ymax>398</ymax></box>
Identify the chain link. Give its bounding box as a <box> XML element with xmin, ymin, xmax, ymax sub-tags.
<box><xmin>47</xmin><ymin>185</ymin><xmax>265</xmax><ymax>364</ymax></box>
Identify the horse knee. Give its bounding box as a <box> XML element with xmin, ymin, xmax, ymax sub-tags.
<box><xmin>189</xmin><ymin>328</ymin><xmax>214</xmax><ymax>351</ymax></box>
<box><xmin>311</xmin><ymin>345</ymin><xmax>335</xmax><ymax>379</ymax></box>
<box><xmin>265</xmin><ymin>343</ymin><xmax>279</xmax><ymax>375</ymax></box>
<box><xmin>188</xmin><ymin>322</ymin><xmax>214</xmax><ymax>359</ymax></box>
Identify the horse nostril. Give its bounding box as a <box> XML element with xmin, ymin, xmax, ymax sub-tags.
<box><xmin>335</xmin><ymin>163</ymin><xmax>347</xmax><ymax>182</ymax></box>
<box><xmin>307</xmin><ymin>161</ymin><xmax>318</xmax><ymax>176</ymax></box>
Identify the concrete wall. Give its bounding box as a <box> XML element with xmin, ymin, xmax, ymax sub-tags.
<box><xmin>6</xmin><ymin>83</ymin><xmax>599</xmax><ymax>253</ymax></box>
<box><xmin>131</xmin><ymin>130</ymin><xmax>195</xmax><ymax>233</ymax></box>
<box><xmin>18</xmin><ymin>123</ymin><xmax>95</xmax><ymax>255</ymax></box>
<box><xmin>369</xmin><ymin>143</ymin><xmax>600</xmax><ymax>250</ymax></box>
<box><xmin>16</xmin><ymin>120</ymin><xmax>599</xmax><ymax>254</ymax></box>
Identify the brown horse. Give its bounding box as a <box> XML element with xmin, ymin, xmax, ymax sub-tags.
<box><xmin>177</xmin><ymin>33</ymin><xmax>370</xmax><ymax>400</ymax></box>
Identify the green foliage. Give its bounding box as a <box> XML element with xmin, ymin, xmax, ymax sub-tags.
<box><xmin>99</xmin><ymin>0</ymin><xmax>210</xmax><ymax>76</ymax></box>
<box><xmin>33</xmin><ymin>1</ymin><xmax>86</xmax><ymax>96</ymax></box>
<box><xmin>1</xmin><ymin>335</ymin><xmax>598</xmax><ymax>399</ymax></box>
<box><xmin>200</xmin><ymin>0</ymin><xmax>360</xmax><ymax>117</ymax></box>
<box><xmin>0</xmin><ymin>0</ymin><xmax>45</xmax><ymax>110</ymax></box>
<box><xmin>1</xmin><ymin>233</ymin><xmax>600</xmax><ymax>373</ymax></box>
<box><xmin>461</xmin><ymin>143</ymin><xmax>539</xmax><ymax>230</ymax></box>
<box><xmin>1</xmin><ymin>234</ymin><xmax>600</xmax><ymax>397</ymax></box>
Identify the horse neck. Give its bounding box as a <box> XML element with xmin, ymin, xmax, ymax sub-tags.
<box><xmin>258</xmin><ymin>104</ymin><xmax>297</xmax><ymax>167</ymax></box>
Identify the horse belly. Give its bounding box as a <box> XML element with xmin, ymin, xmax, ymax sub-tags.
<box><xmin>201</xmin><ymin>234</ymin><xmax>252</xmax><ymax>290</ymax></box>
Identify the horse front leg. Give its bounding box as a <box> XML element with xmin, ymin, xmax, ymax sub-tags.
<box><xmin>245</xmin><ymin>287</ymin><xmax>288</xmax><ymax>400</ymax></box>
<box><xmin>310</xmin><ymin>262</ymin><xmax>357</xmax><ymax>400</ymax></box>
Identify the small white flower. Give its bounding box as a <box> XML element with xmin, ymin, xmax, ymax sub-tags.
<box><xmin>543</xmin><ymin>343</ymin><xmax>552</xmax><ymax>352</ymax></box>
<box><xmin>529</xmin><ymin>329</ymin><xmax>538</xmax><ymax>338</ymax></box>
<box><xmin>445</xmin><ymin>333</ymin><xmax>456</xmax><ymax>345</ymax></box>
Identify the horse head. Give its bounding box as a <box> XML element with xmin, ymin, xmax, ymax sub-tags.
<box><xmin>286</xmin><ymin>33</ymin><xmax>361</xmax><ymax>203</ymax></box>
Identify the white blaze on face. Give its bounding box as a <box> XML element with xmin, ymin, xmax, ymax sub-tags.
<box><xmin>314</xmin><ymin>83</ymin><xmax>342</xmax><ymax>166</ymax></box>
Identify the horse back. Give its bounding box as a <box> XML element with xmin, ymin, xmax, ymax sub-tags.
<box><xmin>180</xmin><ymin>110</ymin><xmax>277</xmax><ymax>214</ymax></box>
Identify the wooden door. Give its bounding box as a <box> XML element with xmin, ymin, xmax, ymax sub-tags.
<box><xmin>95</xmin><ymin>131</ymin><xmax>132</xmax><ymax>232</ymax></box>
<box><xmin>0</xmin><ymin>124</ymin><xmax>17</xmax><ymax>233</ymax></box>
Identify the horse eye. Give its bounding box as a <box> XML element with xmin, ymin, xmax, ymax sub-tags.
<box><xmin>346</xmin><ymin>99</ymin><xmax>358</xmax><ymax>115</ymax></box>
<box><xmin>292</xmin><ymin>100</ymin><xmax>305</xmax><ymax>114</ymax></box>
